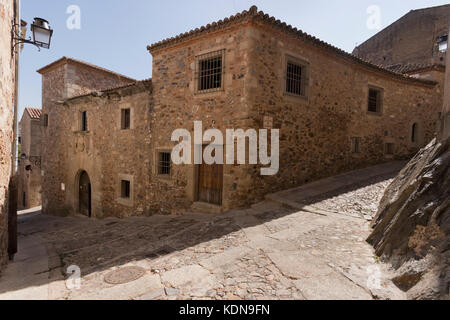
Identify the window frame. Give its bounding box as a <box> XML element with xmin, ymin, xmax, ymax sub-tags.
<box><xmin>194</xmin><ymin>49</ymin><xmax>225</xmax><ymax>94</ymax></box>
<box><xmin>367</xmin><ymin>86</ymin><xmax>384</xmax><ymax>115</ymax></box>
<box><xmin>121</xmin><ymin>108</ymin><xmax>131</xmax><ymax>130</ymax></box>
<box><xmin>385</xmin><ymin>143</ymin><xmax>395</xmax><ymax>156</ymax></box>
<box><xmin>157</xmin><ymin>151</ymin><xmax>172</xmax><ymax>177</ymax></box>
<box><xmin>121</xmin><ymin>180</ymin><xmax>131</xmax><ymax>199</ymax></box>
<box><xmin>117</xmin><ymin>174</ymin><xmax>134</xmax><ymax>207</ymax></box>
<box><xmin>283</xmin><ymin>54</ymin><xmax>310</xmax><ymax>99</ymax></box>
<box><xmin>351</xmin><ymin>137</ymin><xmax>362</xmax><ymax>154</ymax></box>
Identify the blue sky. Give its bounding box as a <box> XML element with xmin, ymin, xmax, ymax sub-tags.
<box><xmin>18</xmin><ymin>0</ymin><xmax>449</xmax><ymax>119</ymax></box>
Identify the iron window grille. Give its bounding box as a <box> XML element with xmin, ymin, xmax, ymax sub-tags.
<box><xmin>158</xmin><ymin>152</ymin><xmax>171</xmax><ymax>175</ymax></box>
<box><xmin>368</xmin><ymin>88</ymin><xmax>382</xmax><ymax>113</ymax></box>
<box><xmin>121</xmin><ymin>180</ymin><xmax>131</xmax><ymax>199</ymax></box>
<box><xmin>195</xmin><ymin>50</ymin><xmax>225</xmax><ymax>93</ymax></box>
<box><xmin>285</xmin><ymin>56</ymin><xmax>309</xmax><ymax>97</ymax></box>
<box><xmin>121</xmin><ymin>109</ymin><xmax>131</xmax><ymax>130</ymax></box>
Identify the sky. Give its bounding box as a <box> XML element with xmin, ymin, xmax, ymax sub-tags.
<box><xmin>18</xmin><ymin>0</ymin><xmax>449</xmax><ymax>120</ymax></box>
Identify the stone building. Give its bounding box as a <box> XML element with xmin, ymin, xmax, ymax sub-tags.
<box><xmin>0</xmin><ymin>0</ymin><xmax>18</xmax><ymax>271</ymax></box>
<box><xmin>353</xmin><ymin>5</ymin><xmax>449</xmax><ymax>69</ymax></box>
<box><xmin>40</xmin><ymin>6</ymin><xmax>444</xmax><ymax>218</ymax></box>
<box><xmin>17</xmin><ymin>107</ymin><xmax>42</xmax><ymax>209</ymax></box>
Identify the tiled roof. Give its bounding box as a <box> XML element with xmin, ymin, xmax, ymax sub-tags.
<box><xmin>37</xmin><ymin>57</ymin><xmax>136</xmax><ymax>82</ymax></box>
<box><xmin>25</xmin><ymin>107</ymin><xmax>42</xmax><ymax>119</ymax></box>
<box><xmin>146</xmin><ymin>6</ymin><xmax>437</xmax><ymax>86</ymax></box>
<box><xmin>65</xmin><ymin>78</ymin><xmax>152</xmax><ymax>102</ymax></box>
<box><xmin>385</xmin><ymin>63</ymin><xmax>446</xmax><ymax>74</ymax></box>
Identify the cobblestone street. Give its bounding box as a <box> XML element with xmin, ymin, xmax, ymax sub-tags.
<box><xmin>0</xmin><ymin>162</ymin><xmax>407</xmax><ymax>300</ymax></box>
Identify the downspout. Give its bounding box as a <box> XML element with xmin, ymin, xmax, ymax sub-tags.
<box><xmin>12</xmin><ymin>0</ymin><xmax>19</xmax><ymax>171</ymax></box>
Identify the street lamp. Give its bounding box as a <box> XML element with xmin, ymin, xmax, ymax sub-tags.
<box><xmin>12</xmin><ymin>17</ymin><xmax>53</xmax><ymax>52</ymax></box>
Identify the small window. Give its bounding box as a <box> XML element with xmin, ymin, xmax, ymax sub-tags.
<box><xmin>158</xmin><ymin>152</ymin><xmax>171</xmax><ymax>175</ymax></box>
<box><xmin>351</xmin><ymin>137</ymin><xmax>362</xmax><ymax>154</ymax></box>
<box><xmin>411</xmin><ymin>123</ymin><xmax>418</xmax><ymax>143</ymax></box>
<box><xmin>368</xmin><ymin>88</ymin><xmax>382</xmax><ymax>113</ymax></box>
<box><xmin>385</xmin><ymin>143</ymin><xmax>395</xmax><ymax>155</ymax></box>
<box><xmin>121</xmin><ymin>109</ymin><xmax>131</xmax><ymax>130</ymax></box>
<box><xmin>121</xmin><ymin>180</ymin><xmax>131</xmax><ymax>199</ymax></box>
<box><xmin>438</xmin><ymin>35</ymin><xmax>448</xmax><ymax>53</ymax></box>
<box><xmin>81</xmin><ymin>111</ymin><xmax>88</xmax><ymax>131</ymax></box>
<box><xmin>286</xmin><ymin>61</ymin><xmax>307</xmax><ymax>96</ymax></box>
<box><xmin>196</xmin><ymin>50</ymin><xmax>224</xmax><ymax>93</ymax></box>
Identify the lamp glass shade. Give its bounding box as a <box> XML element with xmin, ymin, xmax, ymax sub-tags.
<box><xmin>31</xmin><ymin>18</ymin><xmax>53</xmax><ymax>49</ymax></box>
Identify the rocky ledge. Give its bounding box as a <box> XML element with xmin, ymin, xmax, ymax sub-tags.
<box><xmin>368</xmin><ymin>137</ymin><xmax>450</xmax><ymax>300</ymax></box>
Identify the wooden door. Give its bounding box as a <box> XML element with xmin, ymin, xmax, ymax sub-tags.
<box><xmin>197</xmin><ymin>152</ymin><xmax>223</xmax><ymax>206</ymax></box>
<box><xmin>79</xmin><ymin>171</ymin><xmax>91</xmax><ymax>217</ymax></box>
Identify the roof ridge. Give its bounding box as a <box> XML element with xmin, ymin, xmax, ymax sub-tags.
<box><xmin>37</xmin><ymin>56</ymin><xmax>136</xmax><ymax>82</ymax></box>
<box><xmin>147</xmin><ymin>5</ymin><xmax>437</xmax><ymax>86</ymax></box>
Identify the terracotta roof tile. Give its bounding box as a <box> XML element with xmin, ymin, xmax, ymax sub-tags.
<box><xmin>385</xmin><ymin>63</ymin><xmax>445</xmax><ymax>74</ymax></box>
<box><xmin>25</xmin><ymin>107</ymin><xmax>42</xmax><ymax>119</ymax></box>
<box><xmin>147</xmin><ymin>5</ymin><xmax>437</xmax><ymax>86</ymax></box>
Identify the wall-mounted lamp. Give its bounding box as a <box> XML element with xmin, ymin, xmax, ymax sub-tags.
<box><xmin>12</xmin><ymin>17</ymin><xmax>53</xmax><ymax>52</ymax></box>
<box><xmin>438</xmin><ymin>35</ymin><xmax>448</xmax><ymax>53</ymax></box>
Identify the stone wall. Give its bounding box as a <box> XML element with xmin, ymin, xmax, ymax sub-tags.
<box><xmin>353</xmin><ymin>5</ymin><xmax>450</xmax><ymax>67</ymax></box>
<box><xmin>39</xmin><ymin>60</ymin><xmax>135</xmax><ymax>216</ymax></box>
<box><xmin>0</xmin><ymin>0</ymin><xmax>16</xmax><ymax>271</ymax></box>
<box><xmin>18</xmin><ymin>112</ymin><xmax>42</xmax><ymax>209</ymax></box>
<box><xmin>443</xmin><ymin>26</ymin><xmax>450</xmax><ymax>140</ymax></box>
<box><xmin>248</xmin><ymin>21</ymin><xmax>443</xmax><ymax>201</ymax></box>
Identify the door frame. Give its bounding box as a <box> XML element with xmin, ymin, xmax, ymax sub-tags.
<box><xmin>195</xmin><ymin>144</ymin><xmax>224</xmax><ymax>206</ymax></box>
<box><xmin>76</xmin><ymin>170</ymin><xmax>92</xmax><ymax>217</ymax></box>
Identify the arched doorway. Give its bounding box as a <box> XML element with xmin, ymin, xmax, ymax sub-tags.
<box><xmin>79</xmin><ymin>171</ymin><xmax>92</xmax><ymax>217</ymax></box>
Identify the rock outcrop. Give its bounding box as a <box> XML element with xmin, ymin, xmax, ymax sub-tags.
<box><xmin>368</xmin><ymin>138</ymin><xmax>449</xmax><ymax>300</ymax></box>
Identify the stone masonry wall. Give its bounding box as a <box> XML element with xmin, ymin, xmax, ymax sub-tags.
<box><xmin>0</xmin><ymin>0</ymin><xmax>16</xmax><ymax>271</ymax></box>
<box><xmin>150</xmin><ymin>21</ymin><xmax>255</xmax><ymax>212</ymax></box>
<box><xmin>249</xmin><ymin>21</ymin><xmax>443</xmax><ymax>201</ymax></box>
<box><xmin>40</xmin><ymin>62</ymin><xmax>135</xmax><ymax>216</ymax></box>
<box><xmin>353</xmin><ymin>5</ymin><xmax>450</xmax><ymax>67</ymax></box>
<box><xmin>18</xmin><ymin>113</ymin><xmax>42</xmax><ymax>209</ymax></box>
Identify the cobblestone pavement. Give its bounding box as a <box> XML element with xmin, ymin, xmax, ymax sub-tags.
<box><xmin>0</xmin><ymin>162</ymin><xmax>407</xmax><ymax>300</ymax></box>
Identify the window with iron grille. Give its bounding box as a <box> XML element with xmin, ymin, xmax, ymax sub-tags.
<box><xmin>158</xmin><ymin>152</ymin><xmax>171</xmax><ymax>175</ymax></box>
<box><xmin>81</xmin><ymin>111</ymin><xmax>88</xmax><ymax>131</ymax></box>
<box><xmin>368</xmin><ymin>88</ymin><xmax>382</xmax><ymax>113</ymax></box>
<box><xmin>286</xmin><ymin>61</ymin><xmax>307</xmax><ymax>96</ymax></box>
<box><xmin>195</xmin><ymin>50</ymin><xmax>224</xmax><ymax>93</ymax></box>
<box><xmin>385</xmin><ymin>143</ymin><xmax>395</xmax><ymax>155</ymax></box>
<box><xmin>121</xmin><ymin>180</ymin><xmax>131</xmax><ymax>199</ymax></box>
<box><xmin>121</xmin><ymin>109</ymin><xmax>131</xmax><ymax>130</ymax></box>
<box><xmin>351</xmin><ymin>137</ymin><xmax>362</xmax><ymax>154</ymax></box>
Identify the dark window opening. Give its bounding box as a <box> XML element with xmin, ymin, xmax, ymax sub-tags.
<box><xmin>121</xmin><ymin>180</ymin><xmax>131</xmax><ymax>199</ymax></box>
<box><xmin>42</xmin><ymin>114</ymin><xmax>48</xmax><ymax>127</ymax></box>
<box><xmin>81</xmin><ymin>111</ymin><xmax>88</xmax><ymax>131</ymax></box>
<box><xmin>121</xmin><ymin>109</ymin><xmax>131</xmax><ymax>130</ymax></box>
<box><xmin>386</xmin><ymin>143</ymin><xmax>395</xmax><ymax>155</ymax></box>
<box><xmin>351</xmin><ymin>137</ymin><xmax>361</xmax><ymax>154</ymax></box>
<box><xmin>158</xmin><ymin>152</ymin><xmax>171</xmax><ymax>175</ymax></box>
<box><xmin>411</xmin><ymin>123</ymin><xmax>418</xmax><ymax>143</ymax></box>
<box><xmin>368</xmin><ymin>88</ymin><xmax>382</xmax><ymax>113</ymax></box>
<box><xmin>286</xmin><ymin>62</ymin><xmax>306</xmax><ymax>96</ymax></box>
<box><xmin>196</xmin><ymin>51</ymin><xmax>224</xmax><ymax>92</ymax></box>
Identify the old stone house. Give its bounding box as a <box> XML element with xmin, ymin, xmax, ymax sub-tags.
<box><xmin>39</xmin><ymin>6</ymin><xmax>444</xmax><ymax>219</ymax></box>
<box><xmin>0</xmin><ymin>0</ymin><xmax>18</xmax><ymax>272</ymax></box>
<box><xmin>17</xmin><ymin>107</ymin><xmax>42</xmax><ymax>209</ymax></box>
<box><xmin>353</xmin><ymin>4</ymin><xmax>449</xmax><ymax>70</ymax></box>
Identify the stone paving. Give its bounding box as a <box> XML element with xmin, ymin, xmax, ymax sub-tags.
<box><xmin>0</xmin><ymin>162</ymin><xmax>407</xmax><ymax>300</ymax></box>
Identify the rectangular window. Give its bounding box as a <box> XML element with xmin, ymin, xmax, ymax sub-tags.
<box><xmin>368</xmin><ymin>88</ymin><xmax>382</xmax><ymax>113</ymax></box>
<box><xmin>121</xmin><ymin>109</ymin><xmax>131</xmax><ymax>130</ymax></box>
<box><xmin>158</xmin><ymin>152</ymin><xmax>171</xmax><ymax>175</ymax></box>
<box><xmin>385</xmin><ymin>143</ymin><xmax>395</xmax><ymax>155</ymax></box>
<box><xmin>351</xmin><ymin>137</ymin><xmax>362</xmax><ymax>154</ymax></box>
<box><xmin>286</xmin><ymin>61</ymin><xmax>307</xmax><ymax>96</ymax></box>
<box><xmin>196</xmin><ymin>50</ymin><xmax>224</xmax><ymax>93</ymax></box>
<box><xmin>121</xmin><ymin>180</ymin><xmax>131</xmax><ymax>199</ymax></box>
<box><xmin>81</xmin><ymin>111</ymin><xmax>88</xmax><ymax>131</ymax></box>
